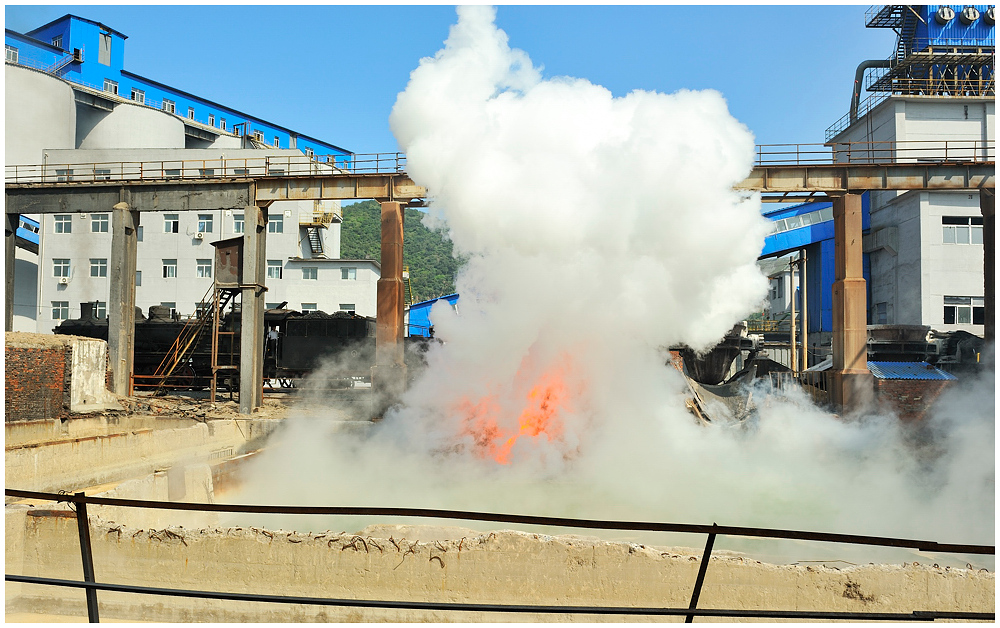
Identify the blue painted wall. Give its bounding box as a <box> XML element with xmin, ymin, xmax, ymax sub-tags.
<box><xmin>7</xmin><ymin>14</ymin><xmax>351</xmax><ymax>156</ymax></box>
<box><xmin>408</xmin><ymin>293</ymin><xmax>459</xmax><ymax>337</ymax></box>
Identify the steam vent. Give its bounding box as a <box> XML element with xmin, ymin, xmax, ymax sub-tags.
<box><xmin>5</xmin><ymin>5</ymin><xmax>995</xmax><ymax>623</ymax></box>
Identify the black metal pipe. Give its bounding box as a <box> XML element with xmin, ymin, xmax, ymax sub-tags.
<box><xmin>686</xmin><ymin>528</ymin><xmax>717</xmax><ymax>622</ymax></box>
<box><xmin>73</xmin><ymin>492</ymin><xmax>100</xmax><ymax>623</ymax></box>
<box><xmin>5</xmin><ymin>574</ymin><xmax>994</xmax><ymax>621</ymax></box>
<box><xmin>6</xmin><ymin>489</ymin><xmax>992</xmax><ymax>555</ymax></box>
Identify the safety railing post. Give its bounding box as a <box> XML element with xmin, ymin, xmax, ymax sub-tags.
<box><xmin>73</xmin><ymin>492</ymin><xmax>100</xmax><ymax>622</ymax></box>
<box><xmin>685</xmin><ymin>526</ymin><xmax>717</xmax><ymax>623</ymax></box>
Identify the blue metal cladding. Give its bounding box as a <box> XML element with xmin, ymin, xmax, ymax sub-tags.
<box><xmin>408</xmin><ymin>293</ymin><xmax>459</xmax><ymax>337</ymax></box>
<box><xmin>913</xmin><ymin>5</ymin><xmax>995</xmax><ymax>49</ymax></box>
<box><xmin>868</xmin><ymin>361</ymin><xmax>958</xmax><ymax>381</ymax></box>
<box><xmin>7</xmin><ymin>14</ymin><xmax>351</xmax><ymax>156</ymax></box>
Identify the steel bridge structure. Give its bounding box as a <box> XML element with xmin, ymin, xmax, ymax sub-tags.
<box><xmin>5</xmin><ymin>141</ymin><xmax>995</xmax><ymax>412</ymax></box>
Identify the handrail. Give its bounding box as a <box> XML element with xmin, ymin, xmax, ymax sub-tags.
<box><xmin>4</xmin><ymin>488</ymin><xmax>992</xmax><ymax>623</ymax></box>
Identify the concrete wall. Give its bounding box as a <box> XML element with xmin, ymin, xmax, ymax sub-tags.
<box><xmin>76</xmin><ymin>100</ymin><xmax>185</xmax><ymax>149</ymax></box>
<box><xmin>12</xmin><ymin>246</ymin><xmax>39</xmax><ymax>331</ymax></box>
<box><xmin>5</xmin><ymin>416</ymin><xmax>279</xmax><ymax>494</ymax></box>
<box><xmin>5</xmin><ymin>517</ymin><xmax>993</xmax><ymax>623</ymax></box>
<box><xmin>4</xmin><ymin>65</ymin><xmax>76</xmax><ymax>165</ymax></box>
<box><xmin>4</xmin><ymin>334</ymin><xmax>70</xmax><ymax>422</ymax></box>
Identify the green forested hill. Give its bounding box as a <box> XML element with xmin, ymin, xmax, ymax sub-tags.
<box><xmin>340</xmin><ymin>200</ymin><xmax>463</xmax><ymax>302</ymax></box>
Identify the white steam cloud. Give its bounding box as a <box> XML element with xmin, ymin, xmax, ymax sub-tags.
<box><xmin>231</xmin><ymin>6</ymin><xmax>994</xmax><ymax>565</ymax></box>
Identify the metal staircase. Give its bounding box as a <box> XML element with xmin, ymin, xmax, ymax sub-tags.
<box><xmin>402</xmin><ymin>265</ymin><xmax>414</xmax><ymax>307</ymax></box>
<box><xmin>150</xmin><ymin>285</ymin><xmax>233</xmax><ymax>393</ymax></box>
<box><xmin>306</xmin><ymin>227</ymin><xmax>324</xmax><ymax>255</ymax></box>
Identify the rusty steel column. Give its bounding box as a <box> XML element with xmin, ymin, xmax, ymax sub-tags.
<box><xmin>239</xmin><ymin>203</ymin><xmax>267</xmax><ymax>414</ymax></box>
<box><xmin>981</xmin><ymin>188</ymin><xmax>995</xmax><ymax>346</ymax></box>
<box><xmin>5</xmin><ymin>212</ymin><xmax>18</xmax><ymax>332</ymax></box>
<box><xmin>372</xmin><ymin>200</ymin><xmax>407</xmax><ymax>417</ymax></box>
<box><xmin>108</xmin><ymin>201</ymin><xmax>140</xmax><ymax>396</ymax></box>
<box><xmin>830</xmin><ymin>193</ymin><xmax>873</xmax><ymax>412</ymax></box>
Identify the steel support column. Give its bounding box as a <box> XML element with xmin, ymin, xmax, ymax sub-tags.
<box><xmin>108</xmin><ymin>201</ymin><xmax>140</xmax><ymax>395</ymax></box>
<box><xmin>830</xmin><ymin>193</ymin><xmax>873</xmax><ymax>412</ymax></box>
<box><xmin>372</xmin><ymin>201</ymin><xmax>406</xmax><ymax>417</ymax></box>
<box><xmin>5</xmin><ymin>212</ymin><xmax>18</xmax><ymax>331</ymax></box>
<box><xmin>981</xmin><ymin>189</ymin><xmax>995</xmax><ymax>346</ymax></box>
<box><xmin>239</xmin><ymin>204</ymin><xmax>267</xmax><ymax>414</ymax></box>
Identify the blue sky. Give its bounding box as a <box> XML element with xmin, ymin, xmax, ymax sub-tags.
<box><xmin>6</xmin><ymin>5</ymin><xmax>897</xmax><ymax>154</ymax></box>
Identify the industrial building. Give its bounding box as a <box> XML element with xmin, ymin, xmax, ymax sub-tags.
<box><xmin>758</xmin><ymin>4</ymin><xmax>993</xmax><ymax>367</ymax></box>
<box><xmin>5</xmin><ymin>14</ymin><xmax>378</xmax><ymax>331</ymax></box>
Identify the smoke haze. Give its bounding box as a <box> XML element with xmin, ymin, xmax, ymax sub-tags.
<box><xmin>231</xmin><ymin>6</ymin><xmax>994</xmax><ymax>565</ymax></box>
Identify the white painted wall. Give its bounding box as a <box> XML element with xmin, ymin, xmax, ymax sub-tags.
<box><xmin>76</xmin><ymin>101</ymin><xmax>185</xmax><ymax>149</ymax></box>
<box><xmin>4</xmin><ymin>65</ymin><xmax>76</xmax><ymax>165</ymax></box>
<box><xmin>12</xmin><ymin>247</ymin><xmax>39</xmax><ymax>331</ymax></box>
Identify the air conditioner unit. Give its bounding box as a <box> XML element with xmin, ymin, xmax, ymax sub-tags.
<box><xmin>58</xmin><ymin>277</ymin><xmax>69</xmax><ymax>285</ymax></box>
<box><xmin>195</xmin><ymin>232</ymin><xmax>205</xmax><ymax>240</ymax></box>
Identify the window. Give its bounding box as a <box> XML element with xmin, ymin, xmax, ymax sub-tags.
<box><xmin>161</xmin><ymin>302</ymin><xmax>177</xmax><ymax>318</ymax></box>
<box><xmin>301</xmin><ymin>303</ymin><xmax>318</xmax><ymax>311</ymax></box>
<box><xmin>942</xmin><ymin>216</ymin><xmax>983</xmax><ymax>245</ymax></box>
<box><xmin>233</xmin><ymin>214</ymin><xmax>244</xmax><ymax>234</ymax></box>
<box><xmin>188</xmin><ymin>107</ymin><xmax>195</xmax><ymax>119</ymax></box>
<box><xmin>162</xmin><ymin>99</ymin><xmax>176</xmax><ymax>114</ymax></box>
<box><xmin>267</xmin><ymin>167</ymin><xmax>285</xmax><ymax>176</ymax></box>
<box><xmin>273</xmin><ymin>136</ymin><xmax>280</xmax><ymax>147</ymax></box>
<box><xmin>131</xmin><ymin>88</ymin><xmax>145</xmax><ymax>104</ymax></box>
<box><xmin>103</xmin><ymin>79</ymin><xmax>118</xmax><ymax>95</ymax></box>
<box><xmin>252</xmin><ymin>131</ymin><xmax>264</xmax><ymax>142</ymax></box>
<box><xmin>266</xmin><ymin>302</ymin><xmax>283</xmax><ymax>310</ymax></box>
<box><xmin>136</xmin><ymin>225</ymin><xmax>143</xmax><ymax>242</ymax></box>
<box><xmin>19</xmin><ymin>219</ymin><xmax>39</xmax><ymax>234</ymax></box>
<box><xmin>90</xmin><ymin>258</ymin><xmax>108</xmax><ymax>278</ymax></box>
<box><xmin>53</xmin><ymin>258</ymin><xmax>71</xmax><ymax>278</ymax></box>
<box><xmin>95</xmin><ymin>168</ymin><xmax>111</xmax><ymax>180</ymax></box>
<box><xmin>99</xmin><ymin>33</ymin><xmax>111</xmax><ymax>65</ymax></box>
<box><xmin>197</xmin><ymin>214</ymin><xmax>214</xmax><ymax>233</ymax></box>
<box><xmin>94</xmin><ymin>301</ymin><xmax>107</xmax><ymax>319</ymax></box>
<box><xmin>305</xmin><ymin>148</ymin><xmax>314</xmax><ymax>158</ymax></box>
<box><xmin>56</xmin><ymin>168</ymin><xmax>73</xmax><ymax>182</ymax></box>
<box><xmin>944</xmin><ymin>296</ymin><xmax>985</xmax><ymax>325</ymax></box>
<box><xmin>196</xmin><ymin>259</ymin><xmax>212</xmax><ymax>278</ymax></box>
<box><xmin>164</xmin><ymin>169</ymin><xmax>180</xmax><ymax>179</ymax></box>
<box><xmin>164</xmin><ymin>214</ymin><xmax>179</xmax><ymax>233</ymax></box>
<box><xmin>208</xmin><ymin>113</ymin><xmax>215</xmax><ymax>127</ymax></box>
<box><xmin>52</xmin><ymin>301</ymin><xmax>70</xmax><ymax>320</ymax></box>
<box><xmin>233</xmin><ymin>168</ymin><xmax>249</xmax><ymax>176</ymax></box>
<box><xmin>267</xmin><ymin>260</ymin><xmax>283</xmax><ymax>279</ymax></box>
<box><xmin>770</xmin><ymin>278</ymin><xmax>783</xmax><ymax>301</ymax></box>
<box><xmin>199</xmin><ymin>168</ymin><xmax>214</xmax><ymax>178</ymax></box>
<box><xmin>91</xmin><ymin>214</ymin><xmax>109</xmax><ymax>233</ymax></box>
<box><xmin>51</xmin><ymin>35</ymin><xmax>63</xmax><ymax>49</ymax></box>
<box><xmin>341</xmin><ymin>267</ymin><xmax>357</xmax><ymax>280</ymax></box>
<box><xmin>874</xmin><ymin>302</ymin><xmax>888</xmax><ymax>325</ymax></box>
<box><xmin>339</xmin><ymin>303</ymin><xmax>356</xmax><ymax>312</ymax></box>
<box><xmin>234</xmin><ymin>126</ymin><xmax>241</xmax><ymax>137</ymax></box>
<box><xmin>221</xmin><ymin>118</ymin><xmax>227</xmax><ymax>131</ymax></box>
<box><xmin>268</xmin><ymin>216</ymin><xmax>283</xmax><ymax>233</ymax></box>
<box><xmin>163</xmin><ymin>259</ymin><xmax>178</xmax><ymax>278</ymax></box>
<box><xmin>135</xmin><ymin>270</ymin><xmax>142</xmax><ymax>287</ymax></box>
<box><xmin>6</xmin><ymin>45</ymin><xmax>18</xmax><ymax>64</ymax></box>
<box><xmin>302</xmin><ymin>267</ymin><xmax>318</xmax><ymax>280</ymax></box>
<box><xmin>54</xmin><ymin>215</ymin><xmax>72</xmax><ymax>233</ymax></box>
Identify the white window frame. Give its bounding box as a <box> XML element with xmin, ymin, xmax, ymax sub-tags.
<box><xmin>54</xmin><ymin>215</ymin><xmax>72</xmax><ymax>233</ymax></box>
<box><xmin>90</xmin><ymin>258</ymin><xmax>108</xmax><ymax>278</ymax></box>
<box><xmin>233</xmin><ymin>214</ymin><xmax>244</xmax><ymax>234</ymax></box>
<box><xmin>162</xmin><ymin>99</ymin><xmax>176</xmax><ymax>114</ymax></box>
<box><xmin>52</xmin><ymin>301</ymin><xmax>70</xmax><ymax>320</ymax></box>
<box><xmin>51</xmin><ymin>35</ymin><xmax>63</xmax><ymax>49</ymax></box>
<box><xmin>267</xmin><ymin>260</ymin><xmax>283</xmax><ymax>279</ymax></box>
<box><xmin>196</xmin><ymin>259</ymin><xmax>213</xmax><ymax>278</ymax></box>
<box><xmin>341</xmin><ymin>267</ymin><xmax>357</xmax><ymax>280</ymax></box>
<box><xmin>135</xmin><ymin>270</ymin><xmax>142</xmax><ymax>287</ymax></box>
<box><xmin>208</xmin><ymin>113</ymin><xmax>215</xmax><ymax>127</ymax></box>
<box><xmin>301</xmin><ymin>303</ymin><xmax>318</xmax><ymax>311</ymax></box>
<box><xmin>197</xmin><ymin>214</ymin><xmax>214</xmax><ymax>233</ymax></box>
<box><xmin>339</xmin><ymin>303</ymin><xmax>356</xmax><ymax>312</ymax></box>
<box><xmin>91</xmin><ymin>214</ymin><xmax>109</xmax><ymax>233</ymax></box>
<box><xmin>302</xmin><ymin>267</ymin><xmax>318</xmax><ymax>280</ymax></box>
<box><xmin>164</xmin><ymin>214</ymin><xmax>179</xmax><ymax>233</ymax></box>
<box><xmin>6</xmin><ymin>45</ymin><xmax>18</xmax><ymax>64</ymax></box>
<box><xmin>268</xmin><ymin>216</ymin><xmax>283</xmax><ymax>233</ymax></box>
<box><xmin>221</xmin><ymin>118</ymin><xmax>227</xmax><ymax>131</ymax></box>
<box><xmin>53</xmin><ymin>258</ymin><xmax>71</xmax><ymax>278</ymax></box>
<box><xmin>273</xmin><ymin>136</ymin><xmax>280</xmax><ymax>147</ymax></box>
<box><xmin>162</xmin><ymin>259</ymin><xmax>178</xmax><ymax>279</ymax></box>
<box><xmin>94</xmin><ymin>301</ymin><xmax>107</xmax><ymax>320</ymax></box>
<box><xmin>95</xmin><ymin>168</ymin><xmax>112</xmax><ymax>180</ymax></box>
<box><xmin>944</xmin><ymin>296</ymin><xmax>985</xmax><ymax>325</ymax></box>
<box><xmin>131</xmin><ymin>88</ymin><xmax>145</xmax><ymax>104</ymax></box>
<box><xmin>103</xmin><ymin>79</ymin><xmax>118</xmax><ymax>95</ymax></box>
<box><xmin>188</xmin><ymin>107</ymin><xmax>195</xmax><ymax>119</ymax></box>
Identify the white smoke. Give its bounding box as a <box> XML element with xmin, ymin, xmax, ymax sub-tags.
<box><xmin>230</xmin><ymin>6</ymin><xmax>994</xmax><ymax>565</ymax></box>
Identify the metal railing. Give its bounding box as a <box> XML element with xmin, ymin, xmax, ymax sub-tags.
<box><xmin>769</xmin><ymin>371</ymin><xmax>831</xmax><ymax>405</ymax></box>
<box><xmin>4</xmin><ymin>488</ymin><xmax>993</xmax><ymax>623</ymax></box>
<box><xmin>754</xmin><ymin>139</ymin><xmax>994</xmax><ymax>167</ymax></box>
<box><xmin>5</xmin><ymin>153</ymin><xmax>408</xmax><ymax>184</ymax></box>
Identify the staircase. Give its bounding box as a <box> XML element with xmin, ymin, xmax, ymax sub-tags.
<box><xmin>306</xmin><ymin>227</ymin><xmax>324</xmax><ymax>256</ymax></box>
<box><xmin>152</xmin><ymin>286</ymin><xmax>233</xmax><ymax>393</ymax></box>
<box><xmin>402</xmin><ymin>265</ymin><xmax>414</xmax><ymax>307</ymax></box>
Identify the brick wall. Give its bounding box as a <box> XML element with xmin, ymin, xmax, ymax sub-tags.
<box><xmin>5</xmin><ymin>340</ymin><xmax>71</xmax><ymax>422</ymax></box>
<box><xmin>875</xmin><ymin>378</ymin><xmax>954</xmax><ymax>421</ymax></box>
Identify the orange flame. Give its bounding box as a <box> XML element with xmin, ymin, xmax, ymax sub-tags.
<box><xmin>457</xmin><ymin>356</ymin><xmax>574</xmax><ymax>465</ymax></box>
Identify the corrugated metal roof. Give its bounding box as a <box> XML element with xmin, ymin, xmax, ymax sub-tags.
<box><xmin>868</xmin><ymin>361</ymin><xmax>957</xmax><ymax>381</ymax></box>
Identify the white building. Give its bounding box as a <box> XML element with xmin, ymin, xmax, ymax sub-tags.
<box><xmin>6</xmin><ymin>19</ymin><xmax>378</xmax><ymax>332</ymax></box>
<box><xmin>829</xmin><ymin>96</ymin><xmax>993</xmax><ymax>333</ymax></box>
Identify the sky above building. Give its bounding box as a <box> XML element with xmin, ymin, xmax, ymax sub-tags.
<box><xmin>6</xmin><ymin>5</ymin><xmax>897</xmax><ymax>155</ymax></box>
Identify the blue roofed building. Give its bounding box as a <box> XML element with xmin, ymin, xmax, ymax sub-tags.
<box><xmin>406</xmin><ymin>293</ymin><xmax>459</xmax><ymax>338</ymax></box>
